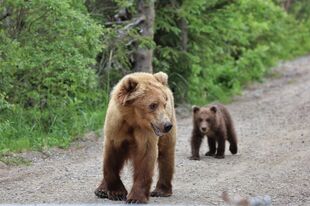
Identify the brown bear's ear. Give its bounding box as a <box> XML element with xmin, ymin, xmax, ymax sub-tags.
<box><xmin>154</xmin><ymin>72</ymin><xmax>168</xmax><ymax>85</ymax></box>
<box><xmin>117</xmin><ymin>77</ymin><xmax>138</xmax><ymax>106</ymax></box>
<box><xmin>123</xmin><ymin>77</ymin><xmax>138</xmax><ymax>92</ymax></box>
<box><xmin>192</xmin><ymin>105</ymin><xmax>200</xmax><ymax>113</ymax></box>
<box><xmin>210</xmin><ymin>105</ymin><xmax>217</xmax><ymax>113</ymax></box>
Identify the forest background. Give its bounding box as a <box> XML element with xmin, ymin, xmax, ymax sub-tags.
<box><xmin>1</xmin><ymin>0</ymin><xmax>310</xmax><ymax>153</ymax></box>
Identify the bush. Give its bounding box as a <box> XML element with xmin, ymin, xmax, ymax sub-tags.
<box><xmin>0</xmin><ymin>0</ymin><xmax>105</xmax><ymax>152</ymax></box>
<box><xmin>154</xmin><ymin>0</ymin><xmax>310</xmax><ymax>104</ymax></box>
<box><xmin>1</xmin><ymin>0</ymin><xmax>310</xmax><ymax>152</ymax></box>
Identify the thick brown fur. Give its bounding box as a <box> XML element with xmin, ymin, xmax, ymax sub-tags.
<box><xmin>189</xmin><ymin>104</ymin><xmax>238</xmax><ymax>160</ymax></box>
<box><xmin>95</xmin><ymin>72</ymin><xmax>176</xmax><ymax>204</ymax></box>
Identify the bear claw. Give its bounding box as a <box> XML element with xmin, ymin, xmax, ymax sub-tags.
<box><xmin>94</xmin><ymin>189</ymin><xmax>108</xmax><ymax>199</ymax></box>
<box><xmin>126</xmin><ymin>199</ymin><xmax>146</xmax><ymax>204</ymax></box>
<box><xmin>151</xmin><ymin>190</ymin><xmax>171</xmax><ymax>197</ymax></box>
<box><xmin>107</xmin><ymin>191</ymin><xmax>127</xmax><ymax>201</ymax></box>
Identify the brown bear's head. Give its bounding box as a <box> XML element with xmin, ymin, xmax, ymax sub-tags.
<box><xmin>116</xmin><ymin>72</ymin><xmax>173</xmax><ymax>137</ymax></box>
<box><xmin>192</xmin><ymin>105</ymin><xmax>219</xmax><ymax>134</ymax></box>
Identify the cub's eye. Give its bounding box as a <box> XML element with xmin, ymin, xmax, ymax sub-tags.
<box><xmin>149</xmin><ymin>103</ymin><xmax>158</xmax><ymax>111</ymax></box>
<box><xmin>206</xmin><ymin>118</ymin><xmax>211</xmax><ymax>122</ymax></box>
<box><xmin>198</xmin><ymin>118</ymin><xmax>203</xmax><ymax>122</ymax></box>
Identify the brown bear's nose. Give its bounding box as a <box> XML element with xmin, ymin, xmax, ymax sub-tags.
<box><xmin>163</xmin><ymin>122</ymin><xmax>173</xmax><ymax>133</ymax></box>
<box><xmin>201</xmin><ymin>127</ymin><xmax>207</xmax><ymax>132</ymax></box>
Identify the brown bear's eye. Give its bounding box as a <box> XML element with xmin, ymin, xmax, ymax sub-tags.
<box><xmin>149</xmin><ymin>103</ymin><xmax>158</xmax><ymax>111</ymax></box>
<box><xmin>198</xmin><ymin>118</ymin><xmax>203</xmax><ymax>122</ymax></box>
<box><xmin>206</xmin><ymin>118</ymin><xmax>211</xmax><ymax>122</ymax></box>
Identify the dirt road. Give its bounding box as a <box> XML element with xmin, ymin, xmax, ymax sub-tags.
<box><xmin>1</xmin><ymin>56</ymin><xmax>310</xmax><ymax>205</ymax></box>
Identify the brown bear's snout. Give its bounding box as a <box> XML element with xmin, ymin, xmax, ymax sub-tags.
<box><xmin>151</xmin><ymin>121</ymin><xmax>173</xmax><ymax>137</ymax></box>
<box><xmin>163</xmin><ymin>122</ymin><xmax>173</xmax><ymax>133</ymax></box>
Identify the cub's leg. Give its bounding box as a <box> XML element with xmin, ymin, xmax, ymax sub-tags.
<box><xmin>151</xmin><ymin>132</ymin><xmax>176</xmax><ymax>197</ymax></box>
<box><xmin>227</xmin><ymin>125</ymin><xmax>238</xmax><ymax>154</ymax></box>
<box><xmin>205</xmin><ymin>137</ymin><xmax>216</xmax><ymax>156</ymax></box>
<box><xmin>189</xmin><ymin>132</ymin><xmax>203</xmax><ymax>160</ymax></box>
<box><xmin>95</xmin><ymin>140</ymin><xmax>128</xmax><ymax>201</ymax></box>
<box><xmin>215</xmin><ymin>132</ymin><xmax>226</xmax><ymax>159</ymax></box>
<box><xmin>223</xmin><ymin>106</ymin><xmax>238</xmax><ymax>154</ymax></box>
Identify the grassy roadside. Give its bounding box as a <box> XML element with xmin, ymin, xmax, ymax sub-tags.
<box><xmin>0</xmin><ymin>100</ymin><xmax>107</xmax><ymax>155</ymax></box>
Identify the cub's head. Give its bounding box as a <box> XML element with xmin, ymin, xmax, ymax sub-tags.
<box><xmin>192</xmin><ymin>105</ymin><xmax>219</xmax><ymax>134</ymax></box>
<box><xmin>116</xmin><ymin>72</ymin><xmax>173</xmax><ymax>137</ymax></box>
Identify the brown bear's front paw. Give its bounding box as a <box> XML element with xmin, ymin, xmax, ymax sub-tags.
<box><xmin>126</xmin><ymin>198</ymin><xmax>147</xmax><ymax>204</ymax></box>
<box><xmin>107</xmin><ymin>190</ymin><xmax>128</xmax><ymax>201</ymax></box>
<box><xmin>215</xmin><ymin>154</ymin><xmax>225</xmax><ymax>159</ymax></box>
<box><xmin>151</xmin><ymin>189</ymin><xmax>172</xmax><ymax>197</ymax></box>
<box><xmin>94</xmin><ymin>188</ymin><xmax>108</xmax><ymax>199</ymax></box>
<box><xmin>205</xmin><ymin>151</ymin><xmax>216</xmax><ymax>156</ymax></box>
<box><xmin>189</xmin><ymin>156</ymin><xmax>200</xmax><ymax>160</ymax></box>
<box><xmin>126</xmin><ymin>192</ymin><xmax>148</xmax><ymax>204</ymax></box>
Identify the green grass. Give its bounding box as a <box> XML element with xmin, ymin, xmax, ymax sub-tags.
<box><xmin>0</xmin><ymin>102</ymin><xmax>107</xmax><ymax>154</ymax></box>
<box><xmin>0</xmin><ymin>154</ymin><xmax>31</xmax><ymax>166</ymax></box>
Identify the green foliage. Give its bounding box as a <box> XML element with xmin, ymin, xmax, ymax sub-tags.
<box><xmin>0</xmin><ymin>103</ymin><xmax>107</xmax><ymax>152</ymax></box>
<box><xmin>1</xmin><ymin>0</ymin><xmax>102</xmax><ymax>108</ymax></box>
<box><xmin>0</xmin><ymin>0</ymin><xmax>106</xmax><ymax>153</ymax></box>
<box><xmin>154</xmin><ymin>0</ymin><xmax>310</xmax><ymax>104</ymax></box>
<box><xmin>273</xmin><ymin>0</ymin><xmax>310</xmax><ymax>20</ymax></box>
<box><xmin>1</xmin><ymin>0</ymin><xmax>310</xmax><ymax>153</ymax></box>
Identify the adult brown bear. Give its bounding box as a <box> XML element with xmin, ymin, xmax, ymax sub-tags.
<box><xmin>95</xmin><ymin>72</ymin><xmax>176</xmax><ymax>204</ymax></box>
<box><xmin>189</xmin><ymin>104</ymin><xmax>238</xmax><ymax>160</ymax></box>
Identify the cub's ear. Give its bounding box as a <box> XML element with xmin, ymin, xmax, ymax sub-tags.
<box><xmin>210</xmin><ymin>105</ymin><xmax>217</xmax><ymax>113</ymax></box>
<box><xmin>192</xmin><ymin>105</ymin><xmax>200</xmax><ymax>113</ymax></box>
<box><xmin>154</xmin><ymin>72</ymin><xmax>168</xmax><ymax>85</ymax></box>
<box><xmin>117</xmin><ymin>76</ymin><xmax>138</xmax><ymax>106</ymax></box>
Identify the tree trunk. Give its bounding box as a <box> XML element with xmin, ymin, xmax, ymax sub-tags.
<box><xmin>283</xmin><ymin>0</ymin><xmax>293</xmax><ymax>11</ymax></box>
<box><xmin>133</xmin><ymin>0</ymin><xmax>155</xmax><ymax>73</ymax></box>
<box><xmin>180</xmin><ymin>18</ymin><xmax>188</xmax><ymax>51</ymax></box>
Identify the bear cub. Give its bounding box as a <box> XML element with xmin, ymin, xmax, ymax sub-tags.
<box><xmin>189</xmin><ymin>104</ymin><xmax>238</xmax><ymax>160</ymax></box>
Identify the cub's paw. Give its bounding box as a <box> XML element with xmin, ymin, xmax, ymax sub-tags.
<box><xmin>189</xmin><ymin>156</ymin><xmax>200</xmax><ymax>160</ymax></box>
<box><xmin>205</xmin><ymin>151</ymin><xmax>215</xmax><ymax>156</ymax></box>
<box><xmin>94</xmin><ymin>188</ymin><xmax>108</xmax><ymax>199</ymax></box>
<box><xmin>151</xmin><ymin>189</ymin><xmax>172</xmax><ymax>197</ymax></box>
<box><xmin>215</xmin><ymin>154</ymin><xmax>225</xmax><ymax>159</ymax></box>
<box><xmin>107</xmin><ymin>190</ymin><xmax>128</xmax><ymax>201</ymax></box>
<box><xmin>229</xmin><ymin>145</ymin><xmax>238</xmax><ymax>154</ymax></box>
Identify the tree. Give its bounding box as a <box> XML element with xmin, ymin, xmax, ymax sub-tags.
<box><xmin>133</xmin><ymin>0</ymin><xmax>155</xmax><ymax>72</ymax></box>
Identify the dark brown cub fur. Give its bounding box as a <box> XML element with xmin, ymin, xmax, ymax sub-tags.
<box><xmin>189</xmin><ymin>104</ymin><xmax>238</xmax><ymax>160</ymax></box>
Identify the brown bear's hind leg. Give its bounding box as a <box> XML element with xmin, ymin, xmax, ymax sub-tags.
<box><xmin>151</xmin><ymin>137</ymin><xmax>175</xmax><ymax>197</ymax></box>
<box><xmin>205</xmin><ymin>137</ymin><xmax>216</xmax><ymax>156</ymax></box>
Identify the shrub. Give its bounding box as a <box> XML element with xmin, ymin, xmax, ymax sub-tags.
<box><xmin>0</xmin><ymin>0</ymin><xmax>105</xmax><ymax>152</ymax></box>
